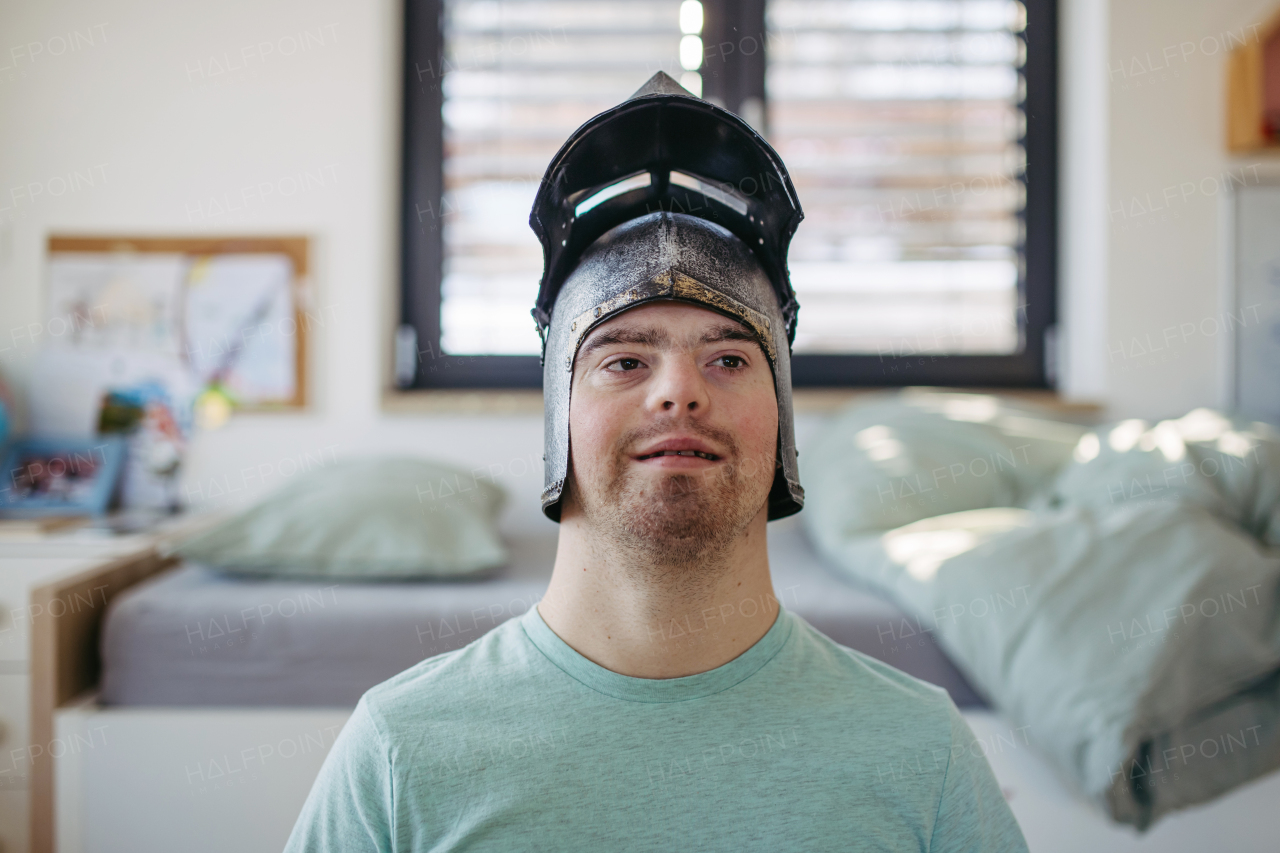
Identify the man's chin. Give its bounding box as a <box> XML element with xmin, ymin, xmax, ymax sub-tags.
<box><xmin>642</xmin><ymin>471</ymin><xmax>714</xmax><ymax>503</ymax></box>
<box><xmin>614</xmin><ymin>481</ymin><xmax>730</xmax><ymax>548</ymax></box>
<box><xmin>571</xmin><ymin>464</ymin><xmax>767</xmax><ymax>564</ymax></box>
<box><xmin>619</xmin><ymin>507</ymin><xmax>721</xmax><ymax>564</ymax></box>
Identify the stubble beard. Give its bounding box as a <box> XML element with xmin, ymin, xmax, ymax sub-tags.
<box><xmin>569</xmin><ymin>423</ymin><xmax>774</xmax><ymax>584</ymax></box>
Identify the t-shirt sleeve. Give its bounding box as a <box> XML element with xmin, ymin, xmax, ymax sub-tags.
<box><xmin>928</xmin><ymin>705</ymin><xmax>1029</xmax><ymax>853</ymax></box>
<box><xmin>284</xmin><ymin>699</ymin><xmax>395</xmax><ymax>853</ymax></box>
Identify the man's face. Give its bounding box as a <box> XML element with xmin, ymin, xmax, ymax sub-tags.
<box><xmin>565</xmin><ymin>301</ymin><xmax>779</xmax><ymax>563</ymax></box>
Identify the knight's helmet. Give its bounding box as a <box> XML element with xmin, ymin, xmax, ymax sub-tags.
<box><xmin>531</xmin><ymin>72</ymin><xmax>805</xmax><ymax>522</ymax></box>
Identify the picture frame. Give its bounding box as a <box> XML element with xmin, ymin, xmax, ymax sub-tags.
<box><xmin>0</xmin><ymin>436</ymin><xmax>126</xmax><ymax>517</ymax></box>
<box><xmin>45</xmin><ymin>236</ymin><xmax>311</xmax><ymax>411</ymax></box>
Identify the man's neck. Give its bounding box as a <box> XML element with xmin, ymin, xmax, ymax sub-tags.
<box><xmin>536</xmin><ymin>506</ymin><xmax>778</xmax><ymax>679</ymax></box>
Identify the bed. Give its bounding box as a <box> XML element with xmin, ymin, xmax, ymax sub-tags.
<box><xmin>94</xmin><ymin>519</ymin><xmax>984</xmax><ymax>709</ymax></box>
<box><xmin>29</xmin><ymin>410</ymin><xmax>1280</xmax><ymax>852</ymax></box>
<box><xmin>29</xmin><ymin>516</ymin><xmax>984</xmax><ymax>853</ymax></box>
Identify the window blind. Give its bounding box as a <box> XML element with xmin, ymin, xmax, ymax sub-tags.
<box><xmin>767</xmin><ymin>0</ymin><xmax>1027</xmax><ymax>357</ymax></box>
<box><xmin>438</xmin><ymin>0</ymin><xmax>1029</xmax><ymax>360</ymax></box>
<box><xmin>440</xmin><ymin>0</ymin><xmax>693</xmax><ymax>355</ymax></box>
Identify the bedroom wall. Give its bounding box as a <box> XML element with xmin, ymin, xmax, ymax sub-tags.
<box><xmin>0</xmin><ymin>0</ymin><xmax>1270</xmax><ymax>524</ymax></box>
<box><xmin>1105</xmin><ymin>0</ymin><xmax>1280</xmax><ymax>419</ymax></box>
<box><xmin>0</xmin><ymin>0</ymin><xmax>566</xmax><ymax>531</ymax></box>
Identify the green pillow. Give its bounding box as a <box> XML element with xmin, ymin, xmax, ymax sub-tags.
<box><xmin>174</xmin><ymin>457</ymin><xmax>508</xmax><ymax>579</ymax></box>
<box><xmin>801</xmin><ymin>391</ymin><xmax>1085</xmax><ymax>543</ymax></box>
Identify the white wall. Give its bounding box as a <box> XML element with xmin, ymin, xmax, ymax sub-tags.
<box><xmin>0</xmin><ymin>0</ymin><xmax>554</xmax><ymax>532</ymax></box>
<box><xmin>0</xmin><ymin>0</ymin><xmax>1271</xmax><ymax>524</ymax></box>
<box><xmin>1104</xmin><ymin>0</ymin><xmax>1280</xmax><ymax>419</ymax></box>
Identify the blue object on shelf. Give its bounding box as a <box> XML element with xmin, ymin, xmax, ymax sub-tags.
<box><xmin>0</xmin><ymin>435</ymin><xmax>126</xmax><ymax>517</ymax></box>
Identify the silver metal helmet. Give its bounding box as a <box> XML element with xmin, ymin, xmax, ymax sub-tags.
<box><xmin>530</xmin><ymin>72</ymin><xmax>805</xmax><ymax>522</ymax></box>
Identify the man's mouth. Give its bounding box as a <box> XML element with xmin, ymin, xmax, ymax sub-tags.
<box><xmin>637</xmin><ymin>449</ymin><xmax>720</xmax><ymax>461</ymax></box>
<box><xmin>630</xmin><ymin>435</ymin><xmax>728</xmax><ymax>467</ymax></box>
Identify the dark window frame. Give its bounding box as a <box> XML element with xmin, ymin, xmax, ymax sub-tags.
<box><xmin>398</xmin><ymin>0</ymin><xmax>1057</xmax><ymax>389</ymax></box>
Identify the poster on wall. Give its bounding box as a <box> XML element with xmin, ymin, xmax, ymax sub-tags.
<box><xmin>44</xmin><ymin>236</ymin><xmax>310</xmax><ymax>410</ymax></box>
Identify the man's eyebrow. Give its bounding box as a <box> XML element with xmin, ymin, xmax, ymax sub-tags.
<box><xmin>699</xmin><ymin>324</ymin><xmax>761</xmax><ymax>347</ymax></box>
<box><xmin>579</xmin><ymin>322</ymin><xmax>761</xmax><ymax>359</ymax></box>
<box><xmin>579</xmin><ymin>326</ymin><xmax>670</xmax><ymax>358</ymax></box>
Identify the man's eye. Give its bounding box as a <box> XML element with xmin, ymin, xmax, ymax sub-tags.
<box><xmin>608</xmin><ymin>358</ymin><xmax>643</xmax><ymax>371</ymax></box>
<box><xmin>715</xmin><ymin>355</ymin><xmax>746</xmax><ymax>369</ymax></box>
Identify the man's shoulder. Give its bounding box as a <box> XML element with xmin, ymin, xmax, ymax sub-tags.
<box><xmin>360</xmin><ymin>614</ymin><xmax>534</xmax><ymax>729</ymax></box>
<box><xmin>782</xmin><ymin>611</ymin><xmax>957</xmax><ymax>723</ymax></box>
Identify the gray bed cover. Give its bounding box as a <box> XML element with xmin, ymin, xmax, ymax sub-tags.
<box><xmin>100</xmin><ymin>520</ymin><xmax>983</xmax><ymax>707</ymax></box>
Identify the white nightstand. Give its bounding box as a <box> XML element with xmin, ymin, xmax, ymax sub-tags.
<box><xmin>0</xmin><ymin>524</ymin><xmax>177</xmax><ymax>853</ymax></box>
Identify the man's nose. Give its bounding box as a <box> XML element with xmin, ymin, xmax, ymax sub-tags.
<box><xmin>646</xmin><ymin>354</ymin><xmax>709</xmax><ymax>414</ymax></box>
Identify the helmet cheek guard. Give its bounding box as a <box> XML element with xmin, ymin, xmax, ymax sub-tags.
<box><xmin>530</xmin><ymin>72</ymin><xmax>805</xmax><ymax>523</ymax></box>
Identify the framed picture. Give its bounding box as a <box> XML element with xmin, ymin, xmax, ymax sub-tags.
<box><xmin>45</xmin><ymin>236</ymin><xmax>311</xmax><ymax>411</ymax></box>
<box><xmin>0</xmin><ymin>436</ymin><xmax>126</xmax><ymax>517</ymax></box>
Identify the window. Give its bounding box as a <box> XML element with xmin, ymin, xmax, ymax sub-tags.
<box><xmin>399</xmin><ymin>0</ymin><xmax>1056</xmax><ymax>388</ymax></box>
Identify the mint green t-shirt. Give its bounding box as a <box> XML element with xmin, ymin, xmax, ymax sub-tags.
<box><xmin>286</xmin><ymin>605</ymin><xmax>1027</xmax><ymax>852</ymax></box>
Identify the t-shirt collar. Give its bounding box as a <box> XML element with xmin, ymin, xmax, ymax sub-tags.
<box><xmin>520</xmin><ymin>601</ymin><xmax>793</xmax><ymax>703</ymax></box>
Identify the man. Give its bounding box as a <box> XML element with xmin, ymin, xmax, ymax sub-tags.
<box><xmin>286</xmin><ymin>73</ymin><xmax>1027</xmax><ymax>852</ymax></box>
